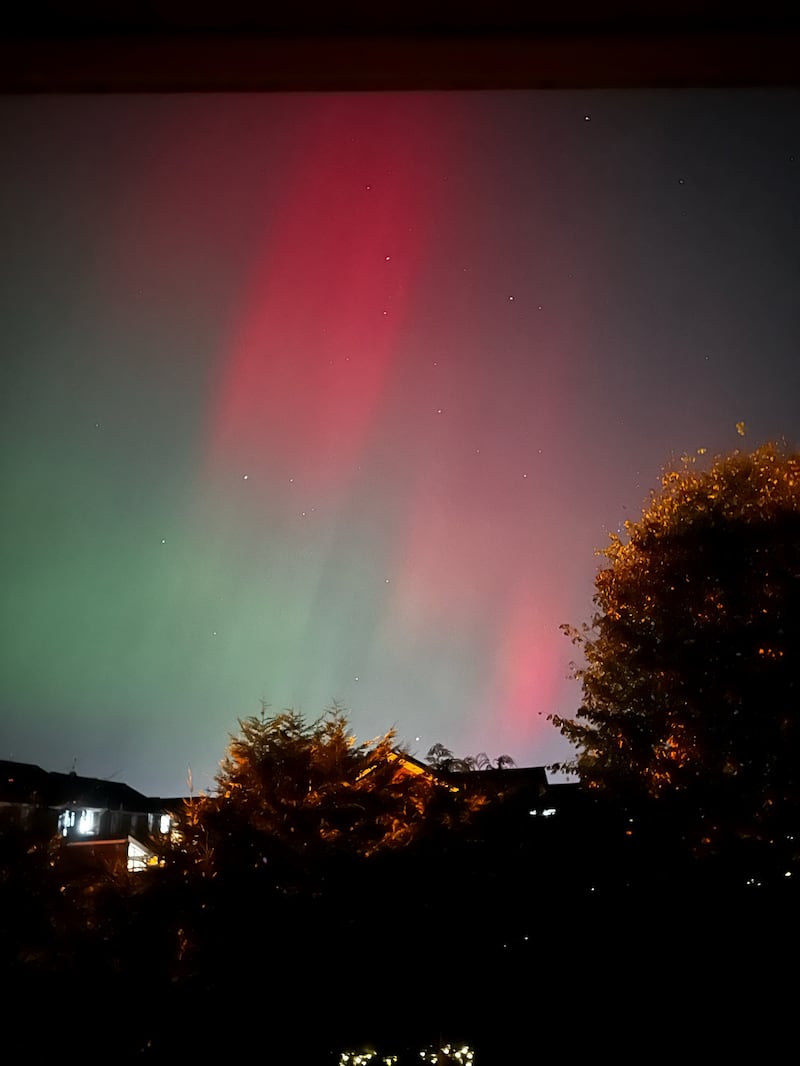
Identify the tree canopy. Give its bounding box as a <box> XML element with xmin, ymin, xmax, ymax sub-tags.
<box><xmin>551</xmin><ymin>441</ymin><xmax>800</xmax><ymax>850</ymax></box>
<box><xmin>180</xmin><ymin>704</ymin><xmax>484</xmax><ymax>879</ymax></box>
<box><xmin>426</xmin><ymin>742</ymin><xmax>516</xmax><ymax>773</ymax></box>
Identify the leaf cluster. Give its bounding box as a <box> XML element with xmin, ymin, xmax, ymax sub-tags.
<box><xmin>552</xmin><ymin>442</ymin><xmax>800</xmax><ymax>845</ymax></box>
<box><xmin>180</xmin><ymin>704</ymin><xmax>482</xmax><ymax>878</ymax></box>
<box><xmin>426</xmin><ymin>742</ymin><xmax>516</xmax><ymax>773</ymax></box>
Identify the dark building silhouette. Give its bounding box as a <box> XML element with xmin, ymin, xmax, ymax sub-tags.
<box><xmin>0</xmin><ymin>758</ymin><xmax>177</xmax><ymax>872</ymax></box>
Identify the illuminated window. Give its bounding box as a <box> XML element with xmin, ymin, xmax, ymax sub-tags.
<box><xmin>78</xmin><ymin>809</ymin><xmax>99</xmax><ymax>835</ymax></box>
<box><xmin>127</xmin><ymin>838</ymin><xmax>155</xmax><ymax>873</ymax></box>
<box><xmin>58</xmin><ymin>810</ymin><xmax>76</xmax><ymax>836</ymax></box>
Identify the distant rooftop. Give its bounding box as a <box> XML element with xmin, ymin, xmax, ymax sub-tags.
<box><xmin>0</xmin><ymin>758</ymin><xmax>169</xmax><ymax>812</ymax></box>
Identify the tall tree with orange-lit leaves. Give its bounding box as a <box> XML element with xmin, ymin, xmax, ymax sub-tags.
<box><xmin>551</xmin><ymin>441</ymin><xmax>800</xmax><ymax>860</ymax></box>
<box><xmin>180</xmin><ymin>704</ymin><xmax>485</xmax><ymax>885</ymax></box>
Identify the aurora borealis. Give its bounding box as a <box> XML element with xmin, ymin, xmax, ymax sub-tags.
<box><xmin>1</xmin><ymin>90</ymin><xmax>798</xmax><ymax>797</ymax></box>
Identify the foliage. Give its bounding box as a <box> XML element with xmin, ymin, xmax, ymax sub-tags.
<box><xmin>180</xmin><ymin>704</ymin><xmax>484</xmax><ymax>878</ymax></box>
<box><xmin>551</xmin><ymin>442</ymin><xmax>800</xmax><ymax>848</ymax></box>
<box><xmin>426</xmin><ymin>742</ymin><xmax>516</xmax><ymax>773</ymax></box>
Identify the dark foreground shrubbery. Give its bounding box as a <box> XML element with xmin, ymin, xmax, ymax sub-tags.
<box><xmin>3</xmin><ymin>801</ymin><xmax>800</xmax><ymax>1063</ymax></box>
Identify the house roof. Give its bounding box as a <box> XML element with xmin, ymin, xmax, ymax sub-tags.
<box><xmin>0</xmin><ymin>758</ymin><xmax>166</xmax><ymax>813</ymax></box>
<box><xmin>0</xmin><ymin>759</ymin><xmax>50</xmax><ymax>804</ymax></box>
<box><xmin>444</xmin><ymin>764</ymin><xmax>549</xmax><ymax>796</ymax></box>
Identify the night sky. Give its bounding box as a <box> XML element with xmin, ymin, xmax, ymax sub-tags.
<box><xmin>1</xmin><ymin>90</ymin><xmax>798</xmax><ymax>798</ymax></box>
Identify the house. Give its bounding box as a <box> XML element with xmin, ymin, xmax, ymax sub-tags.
<box><xmin>0</xmin><ymin>758</ymin><xmax>177</xmax><ymax>873</ymax></box>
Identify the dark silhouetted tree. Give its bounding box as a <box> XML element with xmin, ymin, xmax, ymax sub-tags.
<box><xmin>181</xmin><ymin>704</ymin><xmax>485</xmax><ymax>880</ymax></box>
<box><xmin>165</xmin><ymin>705</ymin><xmax>492</xmax><ymax>1055</ymax></box>
<box><xmin>551</xmin><ymin>441</ymin><xmax>800</xmax><ymax>855</ymax></box>
<box><xmin>426</xmin><ymin>743</ymin><xmax>515</xmax><ymax>772</ymax></box>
